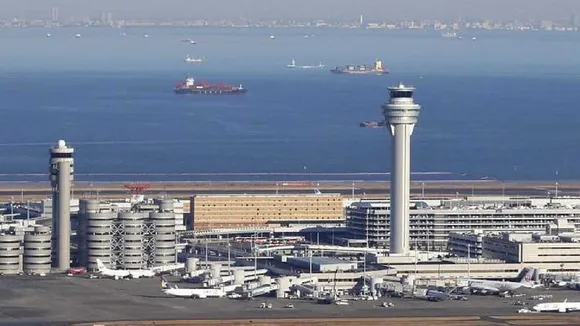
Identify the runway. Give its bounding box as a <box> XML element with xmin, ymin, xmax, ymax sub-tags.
<box><xmin>0</xmin><ymin>180</ymin><xmax>575</xmax><ymax>201</ymax></box>
<box><xmin>70</xmin><ymin>315</ymin><xmax>580</xmax><ymax>326</ymax></box>
<box><xmin>2</xmin><ymin>275</ymin><xmax>580</xmax><ymax>326</ymax></box>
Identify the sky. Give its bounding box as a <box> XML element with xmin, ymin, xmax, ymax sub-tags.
<box><xmin>1</xmin><ymin>0</ymin><xmax>579</xmax><ymax>21</ymax></box>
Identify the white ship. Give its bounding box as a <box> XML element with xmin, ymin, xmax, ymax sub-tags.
<box><xmin>286</xmin><ymin>59</ymin><xmax>325</xmax><ymax>69</ymax></box>
<box><xmin>442</xmin><ymin>31</ymin><xmax>458</xmax><ymax>38</ymax></box>
<box><xmin>185</xmin><ymin>55</ymin><xmax>204</xmax><ymax>63</ymax></box>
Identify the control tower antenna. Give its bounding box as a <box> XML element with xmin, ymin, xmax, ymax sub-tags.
<box><xmin>124</xmin><ymin>183</ymin><xmax>151</xmax><ymax>204</ymax></box>
<box><xmin>49</xmin><ymin>139</ymin><xmax>74</xmax><ymax>271</ymax></box>
<box><xmin>381</xmin><ymin>83</ymin><xmax>421</xmax><ymax>255</ymax></box>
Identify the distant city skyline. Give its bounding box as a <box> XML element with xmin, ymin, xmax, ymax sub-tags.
<box><xmin>0</xmin><ymin>0</ymin><xmax>579</xmax><ymax>22</ymax></box>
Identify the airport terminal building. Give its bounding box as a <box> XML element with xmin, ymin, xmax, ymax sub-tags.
<box><xmin>347</xmin><ymin>197</ymin><xmax>580</xmax><ymax>251</ymax></box>
<box><xmin>190</xmin><ymin>194</ymin><xmax>344</xmax><ymax>230</ymax></box>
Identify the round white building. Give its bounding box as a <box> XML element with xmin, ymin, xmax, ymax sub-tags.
<box><xmin>151</xmin><ymin>199</ymin><xmax>176</xmax><ymax>266</ymax></box>
<box><xmin>23</xmin><ymin>226</ymin><xmax>52</xmax><ymax>274</ymax></box>
<box><xmin>0</xmin><ymin>234</ymin><xmax>21</xmax><ymax>275</ymax></box>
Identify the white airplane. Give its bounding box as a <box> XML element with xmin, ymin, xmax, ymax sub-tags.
<box><xmin>467</xmin><ymin>268</ymin><xmax>538</xmax><ymax>295</ymax></box>
<box><xmin>96</xmin><ymin>259</ymin><xmax>155</xmax><ymax>279</ymax></box>
<box><xmin>533</xmin><ymin>299</ymin><xmax>580</xmax><ymax>313</ymax></box>
<box><xmin>161</xmin><ymin>276</ymin><xmax>226</xmax><ymax>299</ymax></box>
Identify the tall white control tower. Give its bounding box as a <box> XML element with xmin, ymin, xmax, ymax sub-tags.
<box><xmin>49</xmin><ymin>139</ymin><xmax>74</xmax><ymax>270</ymax></box>
<box><xmin>381</xmin><ymin>83</ymin><xmax>421</xmax><ymax>255</ymax></box>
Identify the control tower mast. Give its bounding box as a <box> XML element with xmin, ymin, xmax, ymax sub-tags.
<box><xmin>381</xmin><ymin>83</ymin><xmax>421</xmax><ymax>255</ymax></box>
<box><xmin>49</xmin><ymin>140</ymin><xmax>74</xmax><ymax>270</ymax></box>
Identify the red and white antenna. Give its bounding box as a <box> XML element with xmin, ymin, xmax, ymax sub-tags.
<box><xmin>124</xmin><ymin>183</ymin><xmax>151</xmax><ymax>203</ymax></box>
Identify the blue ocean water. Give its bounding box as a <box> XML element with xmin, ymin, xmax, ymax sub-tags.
<box><xmin>0</xmin><ymin>27</ymin><xmax>580</xmax><ymax>182</ymax></box>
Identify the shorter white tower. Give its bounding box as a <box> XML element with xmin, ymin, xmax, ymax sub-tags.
<box><xmin>381</xmin><ymin>83</ymin><xmax>421</xmax><ymax>255</ymax></box>
<box><xmin>49</xmin><ymin>140</ymin><xmax>74</xmax><ymax>270</ymax></box>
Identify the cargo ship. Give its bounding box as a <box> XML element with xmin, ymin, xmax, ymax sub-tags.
<box><xmin>174</xmin><ymin>76</ymin><xmax>247</xmax><ymax>95</ymax></box>
<box><xmin>185</xmin><ymin>55</ymin><xmax>203</xmax><ymax>63</ymax></box>
<box><xmin>360</xmin><ymin>121</ymin><xmax>386</xmax><ymax>128</ymax></box>
<box><xmin>330</xmin><ymin>59</ymin><xmax>388</xmax><ymax>75</ymax></box>
<box><xmin>286</xmin><ymin>59</ymin><xmax>325</xmax><ymax>69</ymax></box>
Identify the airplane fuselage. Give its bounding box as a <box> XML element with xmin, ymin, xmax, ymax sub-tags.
<box><xmin>533</xmin><ymin>302</ymin><xmax>580</xmax><ymax>313</ymax></box>
<box><xmin>163</xmin><ymin>288</ymin><xmax>226</xmax><ymax>299</ymax></box>
<box><xmin>469</xmin><ymin>280</ymin><xmax>524</xmax><ymax>293</ymax></box>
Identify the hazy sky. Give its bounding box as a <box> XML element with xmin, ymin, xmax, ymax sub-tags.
<box><xmin>1</xmin><ymin>0</ymin><xmax>579</xmax><ymax>21</ymax></box>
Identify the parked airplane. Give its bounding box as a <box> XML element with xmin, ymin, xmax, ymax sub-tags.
<box><xmin>96</xmin><ymin>259</ymin><xmax>155</xmax><ymax>279</ymax></box>
<box><xmin>161</xmin><ymin>276</ymin><xmax>226</xmax><ymax>299</ymax></box>
<box><xmin>533</xmin><ymin>299</ymin><xmax>580</xmax><ymax>313</ymax></box>
<box><xmin>467</xmin><ymin>268</ymin><xmax>538</xmax><ymax>295</ymax></box>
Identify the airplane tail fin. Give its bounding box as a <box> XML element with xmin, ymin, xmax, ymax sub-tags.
<box><xmin>161</xmin><ymin>276</ymin><xmax>170</xmax><ymax>290</ymax></box>
<box><xmin>96</xmin><ymin>259</ymin><xmax>108</xmax><ymax>272</ymax></box>
<box><xmin>161</xmin><ymin>276</ymin><xmax>177</xmax><ymax>290</ymax></box>
<box><xmin>518</xmin><ymin>267</ymin><xmax>535</xmax><ymax>285</ymax></box>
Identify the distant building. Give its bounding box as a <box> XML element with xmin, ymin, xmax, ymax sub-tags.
<box><xmin>190</xmin><ymin>194</ymin><xmax>343</xmax><ymax>230</ymax></box>
<box><xmin>450</xmin><ymin>218</ymin><xmax>580</xmax><ymax>265</ymax></box>
<box><xmin>51</xmin><ymin>7</ymin><xmax>58</xmax><ymax>23</ymax></box>
<box><xmin>347</xmin><ymin>197</ymin><xmax>580</xmax><ymax>251</ymax></box>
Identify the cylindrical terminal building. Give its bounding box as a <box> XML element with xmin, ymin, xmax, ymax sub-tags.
<box><xmin>185</xmin><ymin>257</ymin><xmax>199</xmax><ymax>274</ymax></box>
<box><xmin>151</xmin><ymin>199</ymin><xmax>176</xmax><ymax>266</ymax></box>
<box><xmin>23</xmin><ymin>226</ymin><xmax>51</xmax><ymax>275</ymax></box>
<box><xmin>49</xmin><ymin>139</ymin><xmax>74</xmax><ymax>271</ymax></box>
<box><xmin>83</xmin><ymin>200</ymin><xmax>117</xmax><ymax>271</ymax></box>
<box><xmin>0</xmin><ymin>234</ymin><xmax>22</xmax><ymax>275</ymax></box>
<box><xmin>119</xmin><ymin>212</ymin><xmax>147</xmax><ymax>270</ymax></box>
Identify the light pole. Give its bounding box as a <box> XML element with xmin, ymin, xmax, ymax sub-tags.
<box><xmin>309</xmin><ymin>250</ymin><xmax>313</xmax><ymax>275</ymax></box>
<box><xmin>204</xmin><ymin>238</ymin><xmax>209</xmax><ymax>268</ymax></box>
<box><xmin>467</xmin><ymin>243</ymin><xmax>471</xmax><ymax>279</ymax></box>
<box><xmin>253</xmin><ymin>234</ymin><xmax>257</xmax><ymax>279</ymax></box>
<box><xmin>421</xmin><ymin>182</ymin><xmax>425</xmax><ymax>198</ymax></box>
<box><xmin>227</xmin><ymin>243</ymin><xmax>231</xmax><ymax>272</ymax></box>
<box><xmin>414</xmin><ymin>238</ymin><xmax>418</xmax><ymax>275</ymax></box>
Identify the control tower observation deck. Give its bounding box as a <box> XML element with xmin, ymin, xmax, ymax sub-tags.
<box><xmin>381</xmin><ymin>83</ymin><xmax>421</xmax><ymax>255</ymax></box>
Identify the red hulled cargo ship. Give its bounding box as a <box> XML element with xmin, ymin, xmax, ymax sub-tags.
<box><xmin>174</xmin><ymin>76</ymin><xmax>247</xmax><ymax>95</ymax></box>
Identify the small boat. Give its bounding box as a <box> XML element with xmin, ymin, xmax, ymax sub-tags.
<box><xmin>442</xmin><ymin>31</ymin><xmax>458</xmax><ymax>38</ymax></box>
<box><xmin>270</xmin><ymin>35</ymin><xmax>275</xmax><ymax>40</ymax></box>
<box><xmin>286</xmin><ymin>59</ymin><xmax>325</xmax><ymax>69</ymax></box>
<box><xmin>75</xmin><ymin>33</ymin><xmax>81</xmax><ymax>38</ymax></box>
<box><xmin>185</xmin><ymin>55</ymin><xmax>204</xmax><ymax>63</ymax></box>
